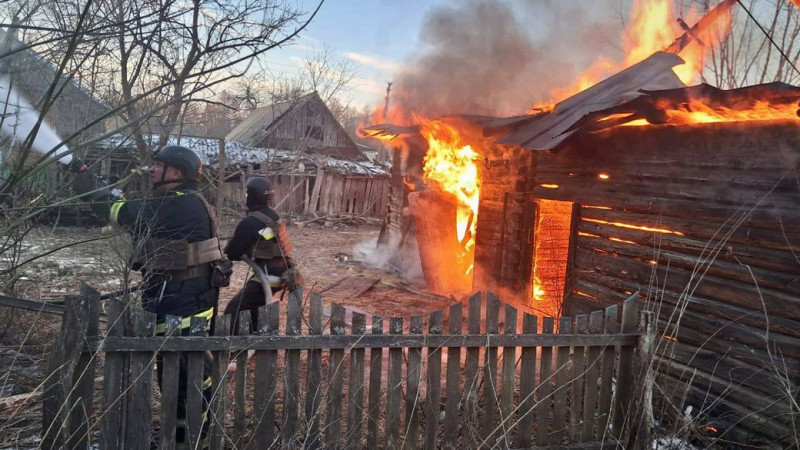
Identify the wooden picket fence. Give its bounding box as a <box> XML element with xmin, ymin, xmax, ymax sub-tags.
<box><xmin>42</xmin><ymin>284</ymin><xmax>652</xmax><ymax>449</ymax></box>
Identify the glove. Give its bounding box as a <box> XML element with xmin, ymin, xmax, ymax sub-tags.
<box><xmin>280</xmin><ymin>267</ymin><xmax>303</xmax><ymax>292</ymax></box>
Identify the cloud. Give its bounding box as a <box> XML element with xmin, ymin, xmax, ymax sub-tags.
<box><xmin>343</xmin><ymin>52</ymin><xmax>401</xmax><ymax>73</ymax></box>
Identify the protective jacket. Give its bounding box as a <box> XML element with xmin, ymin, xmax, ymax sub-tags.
<box><xmin>223</xmin><ymin>204</ymin><xmax>289</xmax><ymax>279</ymax></box>
<box><xmin>91</xmin><ymin>182</ymin><xmax>220</xmax><ymax>320</ymax></box>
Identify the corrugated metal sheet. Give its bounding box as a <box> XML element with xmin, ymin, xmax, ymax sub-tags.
<box><xmin>494</xmin><ymin>51</ymin><xmax>686</xmax><ymax>150</ymax></box>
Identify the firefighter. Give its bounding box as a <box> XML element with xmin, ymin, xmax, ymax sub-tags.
<box><xmin>75</xmin><ymin>145</ymin><xmax>221</xmax><ymax>448</ymax></box>
<box><xmin>223</xmin><ymin>176</ymin><xmax>300</xmax><ymax>334</ymax></box>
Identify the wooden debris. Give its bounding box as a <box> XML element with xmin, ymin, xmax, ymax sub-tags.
<box><xmin>318</xmin><ymin>276</ymin><xmax>380</xmax><ymax>300</ymax></box>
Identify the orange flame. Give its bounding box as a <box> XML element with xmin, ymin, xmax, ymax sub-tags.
<box><xmin>535</xmin><ymin>0</ymin><xmax>733</xmax><ymax>107</ymax></box>
<box><xmin>624</xmin><ymin>100</ymin><xmax>800</xmax><ymax>125</ymax></box>
<box><xmin>583</xmin><ymin>217</ymin><xmax>684</xmax><ymax>235</ymax></box>
<box><xmin>418</xmin><ymin>118</ymin><xmax>482</xmax><ymax>244</ymax></box>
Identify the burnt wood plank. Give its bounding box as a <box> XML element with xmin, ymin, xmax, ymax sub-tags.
<box><xmin>386</xmin><ymin>317</ymin><xmax>404</xmax><ymax>449</ymax></box>
<box><xmin>499</xmin><ymin>304</ymin><xmax>518</xmax><ymax>449</ymax></box>
<box><xmin>281</xmin><ymin>289</ymin><xmax>303</xmax><ymax>447</ymax></box>
<box><xmin>253</xmin><ymin>303</ymin><xmax>280</xmax><ymax>449</ymax></box>
<box><xmin>424</xmin><ymin>309</ymin><xmax>444</xmax><ymax>450</ymax></box>
<box><xmin>326</xmin><ymin>303</ymin><xmax>347</xmax><ymax>447</ymax></box>
<box><xmin>516</xmin><ymin>313</ymin><xmax>538</xmax><ymax>448</ymax></box>
<box><xmin>347</xmin><ymin>312</ymin><xmax>367</xmax><ymax>449</ymax></box>
<box><xmin>367</xmin><ymin>316</ymin><xmax>383</xmax><ymax>449</ymax></box>
<box><xmin>443</xmin><ymin>303</ymin><xmax>463</xmax><ymax>449</ymax></box>
<box><xmin>305</xmin><ymin>294</ymin><xmax>324</xmax><ymax>450</ymax></box>
<box><xmin>537</xmin><ymin>317</ymin><xmax>554</xmax><ymax>446</ymax></box>
<box><xmin>404</xmin><ymin>315</ymin><xmax>423</xmax><ymax>450</ymax></box>
<box><xmin>159</xmin><ymin>317</ymin><xmax>182</xmax><ymax>450</ymax></box>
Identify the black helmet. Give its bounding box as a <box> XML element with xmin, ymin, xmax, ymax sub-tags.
<box><xmin>153</xmin><ymin>145</ymin><xmax>202</xmax><ymax>179</ymax></box>
<box><xmin>246</xmin><ymin>177</ymin><xmax>272</xmax><ymax>196</ymax></box>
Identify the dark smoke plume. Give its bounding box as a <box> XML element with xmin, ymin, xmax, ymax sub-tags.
<box><xmin>387</xmin><ymin>0</ymin><xmax>625</xmax><ymax>120</ymax></box>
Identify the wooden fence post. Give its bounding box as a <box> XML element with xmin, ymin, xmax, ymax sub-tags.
<box><xmin>481</xmin><ymin>293</ymin><xmax>500</xmax><ymax>444</ymax></box>
<box><xmin>613</xmin><ymin>293</ymin><xmax>639</xmax><ymax>438</ymax></box>
<box><xmin>42</xmin><ymin>285</ymin><xmax>100</xmax><ymax>450</ymax></box>
<box><xmin>627</xmin><ymin>310</ymin><xmax>655</xmax><ymax>448</ymax></box>
<box><xmin>281</xmin><ymin>288</ymin><xmax>303</xmax><ymax>447</ymax></box>
<box><xmin>124</xmin><ymin>308</ymin><xmax>156</xmax><ymax>450</ymax></box>
<box><xmin>366</xmin><ymin>314</ymin><xmax>384</xmax><ymax>449</ymax></box>
<box><xmin>385</xmin><ymin>317</ymin><xmax>404</xmax><ymax>449</ymax></box>
<box><xmin>499</xmin><ymin>305</ymin><xmax>518</xmax><ymax>448</ymax></box>
<box><xmin>158</xmin><ymin>316</ymin><xmax>183</xmax><ymax>450</ymax></box>
<box><xmin>252</xmin><ymin>302</ymin><xmax>280</xmax><ymax>449</ymax></box>
<box><xmin>516</xmin><ymin>312</ymin><xmax>538</xmax><ymax>448</ymax></box>
<box><xmin>442</xmin><ymin>302</ymin><xmax>463</xmax><ymax>450</ymax></box>
<box><xmin>423</xmin><ymin>309</ymin><xmax>443</xmax><ymax>450</ymax></box>
<box><xmin>101</xmin><ymin>296</ymin><xmax>129</xmax><ymax>450</ymax></box>
<box><xmin>305</xmin><ymin>293</ymin><xmax>324</xmax><ymax>449</ymax></box>
<box><xmin>326</xmin><ymin>304</ymin><xmax>347</xmax><ymax>446</ymax></box>
<box><xmin>209</xmin><ymin>314</ymin><xmax>231</xmax><ymax>450</ymax></box>
<box><xmin>404</xmin><ymin>315</ymin><xmax>423</xmax><ymax>449</ymax></box>
<box><xmin>347</xmin><ymin>311</ymin><xmax>367</xmax><ymax>449</ymax></box>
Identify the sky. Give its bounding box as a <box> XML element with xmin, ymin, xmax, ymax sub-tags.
<box><xmin>264</xmin><ymin>0</ymin><xmax>451</xmax><ymax>110</ymax></box>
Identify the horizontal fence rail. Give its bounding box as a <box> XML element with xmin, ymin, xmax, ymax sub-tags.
<box><xmin>43</xmin><ymin>285</ymin><xmax>647</xmax><ymax>450</ymax></box>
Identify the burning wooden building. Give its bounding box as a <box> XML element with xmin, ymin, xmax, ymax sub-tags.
<box><xmin>366</xmin><ymin>50</ymin><xmax>799</xmax><ymax>445</ymax></box>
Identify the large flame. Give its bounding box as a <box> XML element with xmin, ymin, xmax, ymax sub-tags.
<box><xmin>622</xmin><ymin>100</ymin><xmax>800</xmax><ymax>126</ymax></box>
<box><xmin>418</xmin><ymin>118</ymin><xmax>482</xmax><ymax>248</ymax></box>
<box><xmin>532</xmin><ymin>0</ymin><xmax>733</xmax><ymax>110</ymax></box>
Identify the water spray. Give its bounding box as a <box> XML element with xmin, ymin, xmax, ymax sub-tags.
<box><xmin>0</xmin><ymin>75</ymin><xmax>86</xmax><ymax>173</ymax></box>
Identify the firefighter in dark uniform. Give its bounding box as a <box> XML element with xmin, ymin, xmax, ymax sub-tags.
<box><xmin>223</xmin><ymin>176</ymin><xmax>299</xmax><ymax>333</ymax></box>
<box><xmin>76</xmin><ymin>145</ymin><xmax>220</xmax><ymax>448</ymax></box>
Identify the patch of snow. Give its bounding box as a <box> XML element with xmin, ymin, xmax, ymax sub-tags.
<box><xmin>652</xmin><ymin>437</ymin><xmax>699</xmax><ymax>450</ymax></box>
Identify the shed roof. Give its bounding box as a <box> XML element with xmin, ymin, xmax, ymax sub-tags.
<box><xmin>96</xmin><ymin>133</ymin><xmax>389</xmax><ymax>177</ymax></box>
<box><xmin>225</xmin><ymin>92</ymin><xmax>315</xmax><ymax>144</ymax></box>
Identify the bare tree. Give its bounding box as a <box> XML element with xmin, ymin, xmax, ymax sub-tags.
<box><xmin>682</xmin><ymin>0</ymin><xmax>800</xmax><ymax>87</ymax></box>
<box><xmin>0</xmin><ymin>0</ymin><xmax>323</xmax><ymax>293</ymax></box>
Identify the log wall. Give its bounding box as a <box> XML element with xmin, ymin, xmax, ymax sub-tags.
<box><xmin>531</xmin><ymin>120</ymin><xmax>800</xmax><ymax>445</ymax></box>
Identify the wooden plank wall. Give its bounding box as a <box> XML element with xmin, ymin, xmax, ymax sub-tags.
<box><xmin>532</xmin><ymin>120</ymin><xmax>800</xmax><ymax>445</ymax></box>
<box><xmin>473</xmin><ymin>143</ymin><xmax>535</xmax><ymax>293</ymax></box>
<box><xmin>219</xmin><ymin>173</ymin><xmax>387</xmax><ymax>217</ymax></box>
<box><xmin>65</xmin><ymin>289</ymin><xmax>647</xmax><ymax>449</ymax></box>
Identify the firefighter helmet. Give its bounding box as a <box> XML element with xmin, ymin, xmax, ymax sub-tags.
<box><xmin>153</xmin><ymin>145</ymin><xmax>202</xmax><ymax>179</ymax></box>
<box><xmin>246</xmin><ymin>176</ymin><xmax>273</xmax><ymax>196</ymax></box>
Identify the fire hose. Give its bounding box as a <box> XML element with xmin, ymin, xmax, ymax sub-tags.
<box><xmin>241</xmin><ymin>255</ymin><xmax>274</xmax><ymax>305</ymax></box>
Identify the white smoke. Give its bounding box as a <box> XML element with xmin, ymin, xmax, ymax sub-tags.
<box><xmin>0</xmin><ymin>75</ymin><xmax>71</xmax><ymax>165</ymax></box>
<box><xmin>353</xmin><ymin>236</ymin><xmax>424</xmax><ymax>284</ymax></box>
